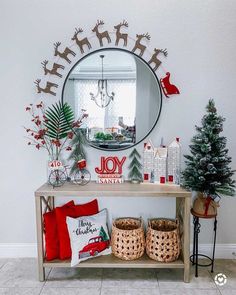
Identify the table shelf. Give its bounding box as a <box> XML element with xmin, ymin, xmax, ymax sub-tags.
<box><xmin>35</xmin><ymin>182</ymin><xmax>191</xmax><ymax>282</ymax></box>
<box><xmin>43</xmin><ymin>253</ymin><xmax>184</xmax><ymax>269</ymax></box>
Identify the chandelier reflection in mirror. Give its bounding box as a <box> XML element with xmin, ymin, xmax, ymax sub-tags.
<box><xmin>90</xmin><ymin>55</ymin><xmax>115</xmax><ymax>108</ymax></box>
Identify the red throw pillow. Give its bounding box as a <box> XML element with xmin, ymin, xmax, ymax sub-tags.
<box><xmin>44</xmin><ymin>200</ymin><xmax>75</xmax><ymax>261</ymax></box>
<box><xmin>56</xmin><ymin>199</ymin><xmax>99</xmax><ymax>260</ymax></box>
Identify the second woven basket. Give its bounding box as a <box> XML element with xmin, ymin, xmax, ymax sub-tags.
<box><xmin>146</xmin><ymin>218</ymin><xmax>180</xmax><ymax>262</ymax></box>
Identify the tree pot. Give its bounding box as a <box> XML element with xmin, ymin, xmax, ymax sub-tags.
<box><xmin>192</xmin><ymin>192</ymin><xmax>219</xmax><ymax>217</ymax></box>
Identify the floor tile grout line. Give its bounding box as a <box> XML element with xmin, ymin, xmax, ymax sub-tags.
<box><xmin>0</xmin><ymin>260</ymin><xmax>8</xmax><ymax>271</ymax></box>
<box><xmin>38</xmin><ymin>267</ymin><xmax>52</xmax><ymax>294</ymax></box>
<box><xmin>38</xmin><ymin>283</ymin><xmax>46</xmax><ymax>295</ymax></box>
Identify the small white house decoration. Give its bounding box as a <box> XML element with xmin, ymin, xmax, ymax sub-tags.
<box><xmin>143</xmin><ymin>140</ymin><xmax>155</xmax><ymax>182</ymax></box>
<box><xmin>167</xmin><ymin>138</ymin><xmax>181</xmax><ymax>184</ymax></box>
<box><xmin>143</xmin><ymin>138</ymin><xmax>181</xmax><ymax>184</ymax></box>
<box><xmin>154</xmin><ymin>147</ymin><xmax>168</xmax><ymax>183</ymax></box>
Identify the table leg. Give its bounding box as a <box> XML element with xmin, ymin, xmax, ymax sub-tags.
<box><xmin>183</xmin><ymin>197</ymin><xmax>190</xmax><ymax>283</ymax></box>
<box><xmin>211</xmin><ymin>217</ymin><xmax>217</xmax><ymax>273</ymax></box>
<box><xmin>195</xmin><ymin>217</ymin><xmax>200</xmax><ymax>277</ymax></box>
<box><xmin>35</xmin><ymin>196</ymin><xmax>45</xmax><ymax>281</ymax></box>
<box><xmin>192</xmin><ymin>216</ymin><xmax>196</xmax><ymax>265</ymax></box>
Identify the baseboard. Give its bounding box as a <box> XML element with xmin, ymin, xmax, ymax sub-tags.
<box><xmin>190</xmin><ymin>243</ymin><xmax>236</xmax><ymax>259</ymax></box>
<box><xmin>0</xmin><ymin>243</ymin><xmax>37</xmax><ymax>258</ymax></box>
<box><xmin>0</xmin><ymin>243</ymin><xmax>235</xmax><ymax>259</ymax></box>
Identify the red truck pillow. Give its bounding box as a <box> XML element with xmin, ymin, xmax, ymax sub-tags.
<box><xmin>67</xmin><ymin>209</ymin><xmax>111</xmax><ymax>266</ymax></box>
<box><xmin>43</xmin><ymin>200</ymin><xmax>75</xmax><ymax>261</ymax></box>
<box><xmin>55</xmin><ymin>199</ymin><xmax>99</xmax><ymax>260</ymax></box>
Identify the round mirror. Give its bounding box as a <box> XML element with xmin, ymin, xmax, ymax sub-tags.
<box><xmin>62</xmin><ymin>48</ymin><xmax>162</xmax><ymax>151</ymax></box>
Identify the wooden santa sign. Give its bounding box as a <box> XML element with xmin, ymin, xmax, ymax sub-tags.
<box><xmin>95</xmin><ymin>156</ymin><xmax>126</xmax><ymax>184</ymax></box>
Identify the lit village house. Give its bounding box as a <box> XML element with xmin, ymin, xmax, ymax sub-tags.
<box><xmin>143</xmin><ymin>138</ymin><xmax>181</xmax><ymax>184</ymax></box>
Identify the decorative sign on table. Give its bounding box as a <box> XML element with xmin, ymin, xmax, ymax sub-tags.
<box><xmin>48</xmin><ymin>160</ymin><xmax>64</xmax><ymax>170</ymax></box>
<box><xmin>95</xmin><ymin>156</ymin><xmax>126</xmax><ymax>184</ymax></box>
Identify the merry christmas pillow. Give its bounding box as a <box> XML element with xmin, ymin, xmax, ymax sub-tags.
<box><xmin>66</xmin><ymin>209</ymin><xmax>111</xmax><ymax>266</ymax></box>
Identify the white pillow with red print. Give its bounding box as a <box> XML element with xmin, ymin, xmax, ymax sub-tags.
<box><xmin>66</xmin><ymin>209</ymin><xmax>111</xmax><ymax>266</ymax></box>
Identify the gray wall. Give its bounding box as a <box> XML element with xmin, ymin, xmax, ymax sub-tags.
<box><xmin>0</xmin><ymin>0</ymin><xmax>236</xmax><ymax>253</ymax></box>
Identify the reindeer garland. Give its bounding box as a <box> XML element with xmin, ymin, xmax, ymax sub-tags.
<box><xmin>54</xmin><ymin>42</ymin><xmax>76</xmax><ymax>64</ymax></box>
<box><xmin>72</xmin><ymin>28</ymin><xmax>91</xmax><ymax>53</ymax></box>
<box><xmin>41</xmin><ymin>60</ymin><xmax>65</xmax><ymax>78</ymax></box>
<box><xmin>114</xmin><ymin>20</ymin><xmax>128</xmax><ymax>46</ymax></box>
<box><xmin>132</xmin><ymin>33</ymin><xmax>150</xmax><ymax>56</ymax></box>
<box><xmin>148</xmin><ymin>48</ymin><xmax>168</xmax><ymax>71</ymax></box>
<box><xmin>34</xmin><ymin>79</ymin><xmax>58</xmax><ymax>96</ymax></box>
<box><xmin>34</xmin><ymin>20</ymin><xmax>180</xmax><ymax>98</ymax></box>
<box><xmin>92</xmin><ymin>20</ymin><xmax>111</xmax><ymax>47</ymax></box>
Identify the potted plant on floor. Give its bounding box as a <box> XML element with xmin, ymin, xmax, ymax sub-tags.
<box><xmin>182</xmin><ymin>99</ymin><xmax>235</xmax><ymax>217</ymax></box>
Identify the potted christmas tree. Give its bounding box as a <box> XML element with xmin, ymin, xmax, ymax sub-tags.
<box><xmin>128</xmin><ymin>148</ymin><xmax>143</xmax><ymax>183</ymax></box>
<box><xmin>182</xmin><ymin>99</ymin><xmax>235</xmax><ymax>217</ymax></box>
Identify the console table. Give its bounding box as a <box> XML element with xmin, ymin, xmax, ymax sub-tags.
<box><xmin>35</xmin><ymin>182</ymin><xmax>191</xmax><ymax>282</ymax></box>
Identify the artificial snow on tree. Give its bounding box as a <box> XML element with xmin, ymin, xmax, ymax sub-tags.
<box><xmin>128</xmin><ymin>148</ymin><xmax>143</xmax><ymax>183</ymax></box>
<box><xmin>182</xmin><ymin>99</ymin><xmax>235</xmax><ymax>215</ymax></box>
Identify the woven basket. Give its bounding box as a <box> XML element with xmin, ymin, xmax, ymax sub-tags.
<box><xmin>111</xmin><ymin>217</ymin><xmax>145</xmax><ymax>260</ymax></box>
<box><xmin>146</xmin><ymin>218</ymin><xmax>180</xmax><ymax>262</ymax></box>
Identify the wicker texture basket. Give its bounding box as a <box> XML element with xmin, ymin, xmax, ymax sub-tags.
<box><xmin>111</xmin><ymin>217</ymin><xmax>145</xmax><ymax>261</ymax></box>
<box><xmin>146</xmin><ymin>219</ymin><xmax>180</xmax><ymax>262</ymax></box>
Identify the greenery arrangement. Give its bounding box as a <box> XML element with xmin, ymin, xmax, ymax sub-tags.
<box><xmin>95</xmin><ymin>132</ymin><xmax>113</xmax><ymax>141</ymax></box>
<box><xmin>67</xmin><ymin>111</ymin><xmax>89</xmax><ymax>175</ymax></box>
<box><xmin>182</xmin><ymin>99</ymin><xmax>235</xmax><ymax>198</ymax></box>
<box><xmin>128</xmin><ymin>148</ymin><xmax>143</xmax><ymax>183</ymax></box>
<box><xmin>25</xmin><ymin>101</ymin><xmax>76</xmax><ymax>160</ymax></box>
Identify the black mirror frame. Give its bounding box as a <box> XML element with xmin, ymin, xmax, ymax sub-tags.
<box><xmin>61</xmin><ymin>47</ymin><xmax>162</xmax><ymax>152</ymax></box>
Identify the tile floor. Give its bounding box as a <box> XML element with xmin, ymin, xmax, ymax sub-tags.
<box><xmin>0</xmin><ymin>259</ymin><xmax>235</xmax><ymax>295</ymax></box>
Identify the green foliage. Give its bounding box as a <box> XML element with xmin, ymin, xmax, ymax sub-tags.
<box><xmin>128</xmin><ymin>148</ymin><xmax>143</xmax><ymax>182</ymax></box>
<box><xmin>99</xmin><ymin>226</ymin><xmax>109</xmax><ymax>241</ymax></box>
<box><xmin>95</xmin><ymin>132</ymin><xmax>113</xmax><ymax>141</ymax></box>
<box><xmin>68</xmin><ymin>128</ymin><xmax>87</xmax><ymax>175</ymax></box>
<box><xmin>182</xmin><ymin>99</ymin><xmax>235</xmax><ymax>196</ymax></box>
<box><xmin>44</xmin><ymin>102</ymin><xmax>74</xmax><ymax>139</ymax></box>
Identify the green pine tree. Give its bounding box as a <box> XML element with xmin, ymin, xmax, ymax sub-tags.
<box><xmin>68</xmin><ymin>128</ymin><xmax>87</xmax><ymax>175</ymax></box>
<box><xmin>99</xmin><ymin>226</ymin><xmax>109</xmax><ymax>241</ymax></box>
<box><xmin>128</xmin><ymin>148</ymin><xmax>143</xmax><ymax>182</ymax></box>
<box><xmin>182</xmin><ymin>99</ymin><xmax>235</xmax><ymax>197</ymax></box>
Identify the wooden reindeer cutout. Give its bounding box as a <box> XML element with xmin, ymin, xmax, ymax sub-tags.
<box><xmin>34</xmin><ymin>79</ymin><xmax>58</xmax><ymax>96</ymax></box>
<box><xmin>92</xmin><ymin>20</ymin><xmax>111</xmax><ymax>47</ymax></box>
<box><xmin>54</xmin><ymin>42</ymin><xmax>76</xmax><ymax>64</ymax></box>
<box><xmin>71</xmin><ymin>28</ymin><xmax>92</xmax><ymax>53</ymax></box>
<box><xmin>114</xmin><ymin>20</ymin><xmax>128</xmax><ymax>46</ymax></box>
<box><xmin>148</xmin><ymin>48</ymin><xmax>168</xmax><ymax>71</ymax></box>
<box><xmin>132</xmin><ymin>33</ymin><xmax>150</xmax><ymax>56</ymax></box>
<box><xmin>41</xmin><ymin>60</ymin><xmax>65</xmax><ymax>78</ymax></box>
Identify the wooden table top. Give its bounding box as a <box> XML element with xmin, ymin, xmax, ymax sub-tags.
<box><xmin>35</xmin><ymin>181</ymin><xmax>191</xmax><ymax>198</ymax></box>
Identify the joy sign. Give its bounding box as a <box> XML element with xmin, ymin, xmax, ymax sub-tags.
<box><xmin>95</xmin><ymin>156</ymin><xmax>126</xmax><ymax>184</ymax></box>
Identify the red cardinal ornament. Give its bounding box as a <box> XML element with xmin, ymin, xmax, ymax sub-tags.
<box><xmin>160</xmin><ymin>72</ymin><xmax>180</xmax><ymax>98</ymax></box>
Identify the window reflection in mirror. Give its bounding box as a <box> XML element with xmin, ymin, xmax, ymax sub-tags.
<box><xmin>62</xmin><ymin>49</ymin><xmax>162</xmax><ymax>151</ymax></box>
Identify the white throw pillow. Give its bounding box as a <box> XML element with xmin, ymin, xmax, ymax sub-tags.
<box><xmin>66</xmin><ymin>209</ymin><xmax>111</xmax><ymax>266</ymax></box>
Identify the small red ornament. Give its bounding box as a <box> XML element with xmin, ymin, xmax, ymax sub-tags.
<box><xmin>168</xmin><ymin>175</ymin><xmax>173</xmax><ymax>182</ymax></box>
<box><xmin>160</xmin><ymin>176</ymin><xmax>166</xmax><ymax>184</ymax></box>
<box><xmin>160</xmin><ymin>72</ymin><xmax>180</xmax><ymax>98</ymax></box>
<box><xmin>77</xmin><ymin>159</ymin><xmax>86</xmax><ymax>169</ymax></box>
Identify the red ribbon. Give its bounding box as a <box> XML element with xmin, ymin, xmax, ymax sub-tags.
<box><xmin>204</xmin><ymin>196</ymin><xmax>212</xmax><ymax>215</ymax></box>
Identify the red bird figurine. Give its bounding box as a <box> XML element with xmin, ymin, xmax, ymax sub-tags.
<box><xmin>160</xmin><ymin>72</ymin><xmax>180</xmax><ymax>98</ymax></box>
